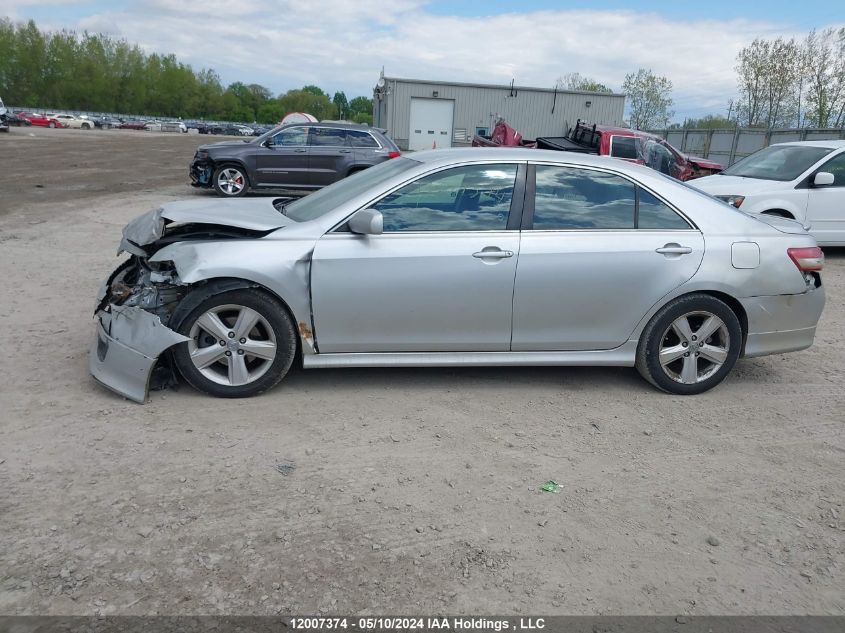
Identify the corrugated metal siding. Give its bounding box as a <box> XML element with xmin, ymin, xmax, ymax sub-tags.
<box><xmin>377</xmin><ymin>78</ymin><xmax>625</xmax><ymax>149</ymax></box>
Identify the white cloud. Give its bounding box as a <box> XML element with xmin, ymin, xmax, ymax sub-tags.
<box><xmin>8</xmin><ymin>0</ymin><xmax>843</xmax><ymax>119</ymax></box>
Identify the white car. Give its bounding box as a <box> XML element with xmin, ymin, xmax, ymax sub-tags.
<box><xmin>46</xmin><ymin>113</ymin><xmax>93</xmax><ymax>129</ymax></box>
<box><xmin>691</xmin><ymin>140</ymin><xmax>845</xmax><ymax>246</ymax></box>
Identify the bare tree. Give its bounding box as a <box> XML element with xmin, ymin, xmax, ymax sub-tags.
<box><xmin>735</xmin><ymin>38</ymin><xmax>769</xmax><ymax>126</ymax></box>
<box><xmin>803</xmin><ymin>28</ymin><xmax>845</xmax><ymax>128</ymax></box>
<box><xmin>622</xmin><ymin>68</ymin><xmax>673</xmax><ymax>129</ymax></box>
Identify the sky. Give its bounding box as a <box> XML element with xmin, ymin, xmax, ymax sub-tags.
<box><xmin>4</xmin><ymin>0</ymin><xmax>844</xmax><ymax>122</ymax></box>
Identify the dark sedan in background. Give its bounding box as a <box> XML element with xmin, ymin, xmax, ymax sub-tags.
<box><xmin>190</xmin><ymin>122</ymin><xmax>401</xmax><ymax>197</ymax></box>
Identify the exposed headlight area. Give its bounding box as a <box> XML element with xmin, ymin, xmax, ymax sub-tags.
<box><xmin>715</xmin><ymin>194</ymin><xmax>745</xmax><ymax>208</ymax></box>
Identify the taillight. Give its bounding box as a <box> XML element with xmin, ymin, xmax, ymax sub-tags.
<box><xmin>387</xmin><ymin>151</ymin><xmax>401</xmax><ymax>159</ymax></box>
<box><xmin>787</xmin><ymin>246</ymin><xmax>824</xmax><ymax>272</ymax></box>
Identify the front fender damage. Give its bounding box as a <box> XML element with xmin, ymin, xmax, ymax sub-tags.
<box><xmin>90</xmin><ymin>304</ymin><xmax>189</xmax><ymax>403</ymax></box>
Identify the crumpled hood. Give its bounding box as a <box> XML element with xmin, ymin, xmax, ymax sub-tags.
<box><xmin>119</xmin><ymin>198</ymin><xmax>293</xmax><ymax>254</ymax></box>
<box><xmin>684</xmin><ymin>154</ymin><xmax>723</xmax><ymax>171</ymax></box>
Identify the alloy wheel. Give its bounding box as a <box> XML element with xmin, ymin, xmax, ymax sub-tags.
<box><xmin>187</xmin><ymin>304</ymin><xmax>277</xmax><ymax>387</ymax></box>
<box><xmin>658</xmin><ymin>311</ymin><xmax>730</xmax><ymax>385</ymax></box>
<box><xmin>217</xmin><ymin>167</ymin><xmax>245</xmax><ymax>195</ymax></box>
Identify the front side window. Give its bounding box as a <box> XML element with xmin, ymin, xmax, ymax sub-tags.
<box><xmin>272</xmin><ymin>126</ymin><xmax>308</xmax><ymax>146</ymax></box>
<box><xmin>533</xmin><ymin>166</ymin><xmax>636</xmax><ymax>229</ymax></box>
<box><xmin>817</xmin><ymin>152</ymin><xmax>845</xmax><ymax>186</ymax></box>
<box><xmin>309</xmin><ymin>127</ymin><xmax>347</xmax><ymax>147</ymax></box>
<box><xmin>372</xmin><ymin>164</ymin><xmax>518</xmax><ymax>232</ymax></box>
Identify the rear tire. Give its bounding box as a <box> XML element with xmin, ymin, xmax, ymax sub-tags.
<box><xmin>48</xmin><ymin>122</ymin><xmax>56</xmax><ymax>128</ymax></box>
<box><xmin>81</xmin><ymin>122</ymin><xmax>91</xmax><ymax>129</ymax></box>
<box><xmin>636</xmin><ymin>294</ymin><xmax>742</xmax><ymax>395</ymax></box>
<box><xmin>213</xmin><ymin>164</ymin><xmax>249</xmax><ymax>197</ymax></box>
<box><xmin>172</xmin><ymin>289</ymin><xmax>297</xmax><ymax>398</ymax></box>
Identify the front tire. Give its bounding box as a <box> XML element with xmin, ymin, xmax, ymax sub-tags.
<box><xmin>636</xmin><ymin>294</ymin><xmax>742</xmax><ymax>395</ymax></box>
<box><xmin>213</xmin><ymin>164</ymin><xmax>249</xmax><ymax>197</ymax></box>
<box><xmin>81</xmin><ymin>122</ymin><xmax>91</xmax><ymax>129</ymax></box>
<box><xmin>48</xmin><ymin>122</ymin><xmax>56</xmax><ymax>128</ymax></box>
<box><xmin>172</xmin><ymin>289</ymin><xmax>297</xmax><ymax>398</ymax></box>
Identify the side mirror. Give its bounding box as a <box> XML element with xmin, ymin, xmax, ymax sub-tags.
<box><xmin>348</xmin><ymin>208</ymin><xmax>383</xmax><ymax>235</ymax></box>
<box><xmin>814</xmin><ymin>171</ymin><xmax>834</xmax><ymax>186</ymax></box>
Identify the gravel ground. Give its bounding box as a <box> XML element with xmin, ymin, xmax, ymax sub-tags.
<box><xmin>0</xmin><ymin>128</ymin><xmax>843</xmax><ymax>616</ymax></box>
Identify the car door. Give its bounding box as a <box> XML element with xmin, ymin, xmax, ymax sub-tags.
<box><xmin>308</xmin><ymin>127</ymin><xmax>351</xmax><ymax>187</ymax></box>
<box><xmin>806</xmin><ymin>150</ymin><xmax>845</xmax><ymax>244</ymax></box>
<box><xmin>511</xmin><ymin>163</ymin><xmax>704</xmax><ymax>351</ymax></box>
<box><xmin>253</xmin><ymin>126</ymin><xmax>310</xmax><ymax>187</ymax></box>
<box><xmin>310</xmin><ymin>162</ymin><xmax>526</xmax><ymax>352</ymax></box>
<box><xmin>347</xmin><ymin>129</ymin><xmax>384</xmax><ymax>167</ymax></box>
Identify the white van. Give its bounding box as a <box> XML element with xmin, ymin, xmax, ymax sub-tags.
<box><xmin>691</xmin><ymin>140</ymin><xmax>845</xmax><ymax>246</ymax></box>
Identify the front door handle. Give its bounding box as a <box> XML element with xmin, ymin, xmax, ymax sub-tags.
<box><xmin>293</xmin><ymin>148</ymin><xmax>307</xmax><ymax>153</ymax></box>
<box><xmin>656</xmin><ymin>244</ymin><xmax>693</xmax><ymax>255</ymax></box>
<box><xmin>473</xmin><ymin>249</ymin><xmax>514</xmax><ymax>259</ymax></box>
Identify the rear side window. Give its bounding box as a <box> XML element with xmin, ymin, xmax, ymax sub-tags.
<box><xmin>610</xmin><ymin>136</ymin><xmax>639</xmax><ymax>159</ymax></box>
<box><xmin>347</xmin><ymin>130</ymin><xmax>379</xmax><ymax>148</ymax></box>
<box><xmin>533</xmin><ymin>165</ymin><xmax>635</xmax><ymax>229</ymax></box>
<box><xmin>309</xmin><ymin>127</ymin><xmax>347</xmax><ymax>146</ymax></box>
<box><xmin>638</xmin><ymin>189</ymin><xmax>690</xmax><ymax>229</ymax></box>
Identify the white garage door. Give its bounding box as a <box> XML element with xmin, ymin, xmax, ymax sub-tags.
<box><xmin>409</xmin><ymin>98</ymin><xmax>454</xmax><ymax>151</ymax></box>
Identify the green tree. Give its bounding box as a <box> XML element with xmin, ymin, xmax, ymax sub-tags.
<box><xmin>332</xmin><ymin>91</ymin><xmax>348</xmax><ymax>119</ymax></box>
<box><xmin>622</xmin><ymin>68</ymin><xmax>674</xmax><ymax>129</ymax></box>
<box><xmin>556</xmin><ymin>72</ymin><xmax>613</xmax><ymax>93</ymax></box>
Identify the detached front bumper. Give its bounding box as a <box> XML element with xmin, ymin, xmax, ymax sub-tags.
<box><xmin>741</xmin><ymin>284</ymin><xmax>826</xmax><ymax>358</ymax></box>
<box><xmin>89</xmin><ymin>305</ymin><xmax>189</xmax><ymax>403</ymax></box>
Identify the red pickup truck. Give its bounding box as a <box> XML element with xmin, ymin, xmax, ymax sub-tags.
<box><xmin>473</xmin><ymin>119</ymin><xmax>723</xmax><ymax>181</ymax></box>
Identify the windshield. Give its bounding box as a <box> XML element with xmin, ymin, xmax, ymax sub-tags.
<box><xmin>285</xmin><ymin>157</ymin><xmax>420</xmax><ymax>222</ymax></box>
<box><xmin>723</xmin><ymin>145</ymin><xmax>833</xmax><ymax>181</ymax></box>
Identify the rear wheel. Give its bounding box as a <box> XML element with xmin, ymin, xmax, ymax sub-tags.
<box><xmin>81</xmin><ymin>122</ymin><xmax>91</xmax><ymax>129</ymax></box>
<box><xmin>213</xmin><ymin>165</ymin><xmax>248</xmax><ymax>197</ymax></box>
<box><xmin>48</xmin><ymin>122</ymin><xmax>56</xmax><ymax>128</ymax></box>
<box><xmin>636</xmin><ymin>294</ymin><xmax>742</xmax><ymax>395</ymax></box>
<box><xmin>172</xmin><ymin>289</ymin><xmax>297</xmax><ymax>398</ymax></box>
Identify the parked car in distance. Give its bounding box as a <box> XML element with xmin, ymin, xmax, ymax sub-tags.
<box><xmin>92</xmin><ymin>148</ymin><xmax>825</xmax><ymax>403</ymax></box>
<box><xmin>89</xmin><ymin>116</ymin><xmax>122</xmax><ymax>129</ymax></box>
<box><xmin>2</xmin><ymin>112</ymin><xmax>33</xmax><ymax>127</ymax></box>
<box><xmin>18</xmin><ymin>111</ymin><xmax>66</xmax><ymax>128</ymax></box>
<box><xmin>691</xmin><ymin>140</ymin><xmax>845</xmax><ymax>246</ymax></box>
<box><xmin>0</xmin><ymin>97</ymin><xmax>7</xmax><ymax>132</ymax></box>
<box><xmin>119</xmin><ymin>120</ymin><xmax>148</xmax><ymax>130</ymax></box>
<box><xmin>190</xmin><ymin>122</ymin><xmax>401</xmax><ymax>197</ymax></box>
<box><xmin>46</xmin><ymin>113</ymin><xmax>93</xmax><ymax>129</ymax></box>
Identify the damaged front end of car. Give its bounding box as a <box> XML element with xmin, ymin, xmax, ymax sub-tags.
<box><xmin>90</xmin><ymin>200</ymin><xmax>289</xmax><ymax>402</ymax></box>
<box><xmin>90</xmin><ymin>256</ymin><xmax>191</xmax><ymax>403</ymax></box>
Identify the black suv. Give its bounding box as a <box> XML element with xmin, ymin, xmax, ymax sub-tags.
<box><xmin>190</xmin><ymin>122</ymin><xmax>401</xmax><ymax>197</ymax></box>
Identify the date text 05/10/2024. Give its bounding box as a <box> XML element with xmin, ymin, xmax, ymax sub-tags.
<box><xmin>290</xmin><ymin>617</ymin><xmax>546</xmax><ymax>631</ymax></box>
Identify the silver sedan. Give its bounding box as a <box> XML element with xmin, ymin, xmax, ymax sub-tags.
<box><xmin>90</xmin><ymin>148</ymin><xmax>825</xmax><ymax>402</ymax></box>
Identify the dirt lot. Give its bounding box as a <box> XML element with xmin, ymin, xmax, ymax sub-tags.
<box><xmin>0</xmin><ymin>127</ymin><xmax>843</xmax><ymax>616</ymax></box>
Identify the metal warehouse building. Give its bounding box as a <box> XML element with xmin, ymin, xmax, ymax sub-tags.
<box><xmin>373</xmin><ymin>76</ymin><xmax>625</xmax><ymax>151</ymax></box>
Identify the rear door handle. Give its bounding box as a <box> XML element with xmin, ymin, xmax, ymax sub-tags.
<box><xmin>656</xmin><ymin>244</ymin><xmax>692</xmax><ymax>255</ymax></box>
<box><xmin>473</xmin><ymin>249</ymin><xmax>514</xmax><ymax>259</ymax></box>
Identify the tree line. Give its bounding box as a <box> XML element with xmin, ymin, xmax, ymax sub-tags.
<box><xmin>0</xmin><ymin>19</ymin><xmax>373</xmax><ymax>124</ymax></box>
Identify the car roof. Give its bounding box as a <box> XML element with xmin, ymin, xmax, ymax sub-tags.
<box><xmin>283</xmin><ymin>121</ymin><xmax>381</xmax><ymax>132</ymax></box>
<box><xmin>775</xmin><ymin>139</ymin><xmax>845</xmax><ymax>149</ymax></box>
<box><xmin>412</xmin><ymin>147</ymin><xmax>627</xmax><ymax>166</ymax></box>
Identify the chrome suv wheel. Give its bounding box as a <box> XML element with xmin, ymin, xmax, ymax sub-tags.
<box><xmin>213</xmin><ymin>165</ymin><xmax>248</xmax><ymax>197</ymax></box>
